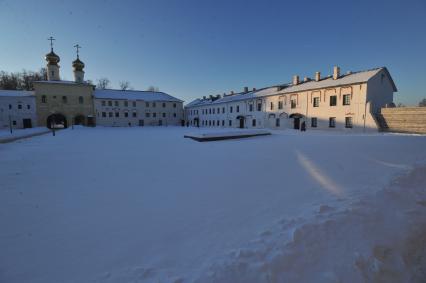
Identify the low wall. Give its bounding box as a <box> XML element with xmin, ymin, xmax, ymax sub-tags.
<box><xmin>378</xmin><ymin>107</ymin><xmax>426</xmax><ymax>134</ymax></box>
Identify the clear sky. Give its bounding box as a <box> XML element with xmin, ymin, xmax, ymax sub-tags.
<box><xmin>1</xmin><ymin>0</ymin><xmax>425</xmax><ymax>105</ymax></box>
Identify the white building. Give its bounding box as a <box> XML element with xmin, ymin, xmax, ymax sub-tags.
<box><xmin>185</xmin><ymin>66</ymin><xmax>397</xmax><ymax>131</ymax></box>
<box><xmin>94</xmin><ymin>89</ymin><xmax>184</xmax><ymax>127</ymax></box>
<box><xmin>0</xmin><ymin>90</ymin><xmax>37</xmax><ymax>129</ymax></box>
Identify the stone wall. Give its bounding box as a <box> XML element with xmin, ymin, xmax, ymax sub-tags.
<box><xmin>377</xmin><ymin>107</ymin><xmax>426</xmax><ymax>134</ymax></box>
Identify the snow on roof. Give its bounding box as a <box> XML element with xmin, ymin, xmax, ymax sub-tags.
<box><xmin>34</xmin><ymin>80</ymin><xmax>93</xmax><ymax>85</ymax></box>
<box><xmin>0</xmin><ymin>90</ymin><xmax>35</xmax><ymax>97</ymax></box>
<box><xmin>186</xmin><ymin>67</ymin><xmax>391</xmax><ymax>108</ymax></box>
<box><xmin>94</xmin><ymin>89</ymin><xmax>183</xmax><ymax>102</ymax></box>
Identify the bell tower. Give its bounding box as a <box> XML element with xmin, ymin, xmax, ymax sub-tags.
<box><xmin>72</xmin><ymin>44</ymin><xmax>85</xmax><ymax>83</ymax></box>
<box><xmin>45</xmin><ymin>36</ymin><xmax>61</xmax><ymax>81</ymax></box>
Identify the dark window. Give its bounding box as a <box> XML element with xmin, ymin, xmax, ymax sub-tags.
<box><xmin>252</xmin><ymin>119</ymin><xmax>256</xmax><ymax>127</ymax></box>
<box><xmin>291</xmin><ymin>100</ymin><xmax>297</xmax><ymax>109</ymax></box>
<box><xmin>124</xmin><ymin>101</ymin><xmax>128</xmax><ymax>107</ymax></box>
<box><xmin>102</xmin><ymin>101</ymin><xmax>106</xmax><ymax>106</ymax></box>
<box><xmin>109</xmin><ymin>112</ymin><xmax>113</xmax><ymax>117</ymax></box>
<box><xmin>27</xmin><ymin>105</ymin><xmax>30</xmax><ymax>110</ymax></box>
<box><xmin>213</xmin><ymin>108</ymin><xmax>215</xmax><ymax>114</ymax></box>
<box><xmin>173</xmin><ymin>113</ymin><xmax>176</xmax><ymax>117</ymax></box>
<box><xmin>162</xmin><ymin>113</ymin><xmax>166</xmax><ymax>118</ymax></box>
<box><xmin>222</xmin><ymin>107</ymin><xmax>225</xmax><ymax>113</ymax></box>
<box><xmin>114</xmin><ymin>101</ymin><xmax>119</xmax><ymax>107</ymax></box>
<box><xmin>79</xmin><ymin>96</ymin><xmax>84</xmax><ymax>104</ymax></box>
<box><xmin>249</xmin><ymin>104</ymin><xmax>253</xmax><ymax>112</ymax></box>
<box><xmin>222</xmin><ymin>120</ymin><xmax>225</xmax><ymax>126</ymax></box>
<box><xmin>162</xmin><ymin>102</ymin><xmax>166</xmax><ymax>108</ymax></box>
<box><xmin>13</xmin><ymin>120</ymin><xmax>16</xmax><ymax>125</ymax></box>
<box><xmin>311</xmin><ymin>117</ymin><xmax>318</xmax><ymax>127</ymax></box>
<box><xmin>329</xmin><ymin>117</ymin><xmax>336</xmax><ymax>128</ymax></box>
<box><xmin>257</xmin><ymin>103</ymin><xmax>262</xmax><ymax>111</ymax></box>
<box><xmin>124</xmin><ymin>112</ymin><xmax>129</xmax><ymax>117</ymax></box>
<box><xmin>153</xmin><ymin>113</ymin><xmax>156</xmax><ymax>118</ymax></box>
<box><xmin>276</xmin><ymin>118</ymin><xmax>280</xmax><ymax>127</ymax></box>
<box><xmin>133</xmin><ymin>112</ymin><xmax>137</xmax><ymax>118</ymax></box>
<box><xmin>216</xmin><ymin>120</ymin><xmax>219</xmax><ymax>126</ymax></box>
<box><xmin>173</xmin><ymin>103</ymin><xmax>176</xmax><ymax>108</ymax></box>
<box><xmin>345</xmin><ymin>117</ymin><xmax>353</xmax><ymax>128</ymax></box>
<box><xmin>132</xmin><ymin>101</ymin><xmax>136</xmax><ymax>107</ymax></box>
<box><xmin>153</xmin><ymin>102</ymin><xmax>156</xmax><ymax>107</ymax></box>
<box><xmin>313</xmin><ymin>97</ymin><xmax>319</xmax><ymax>107</ymax></box>
<box><xmin>115</xmin><ymin>112</ymin><xmax>119</xmax><ymax>117</ymax></box>
<box><xmin>145</xmin><ymin>113</ymin><xmax>150</xmax><ymax>117</ymax></box>
<box><xmin>8</xmin><ymin>104</ymin><xmax>12</xmax><ymax>109</ymax></box>
<box><xmin>229</xmin><ymin>120</ymin><xmax>232</xmax><ymax>126</ymax></box>
<box><xmin>18</xmin><ymin>104</ymin><xmax>22</xmax><ymax>109</ymax></box>
<box><xmin>41</xmin><ymin>96</ymin><xmax>46</xmax><ymax>103</ymax></box>
<box><xmin>230</xmin><ymin>106</ymin><xmax>233</xmax><ymax>113</ymax></box>
<box><xmin>270</xmin><ymin>102</ymin><xmax>274</xmax><ymax>110</ymax></box>
<box><xmin>102</xmin><ymin>112</ymin><xmax>106</xmax><ymax>117</ymax></box>
<box><xmin>146</xmin><ymin>102</ymin><xmax>149</xmax><ymax>107</ymax></box>
<box><xmin>236</xmin><ymin>105</ymin><xmax>240</xmax><ymax>112</ymax></box>
<box><xmin>278</xmin><ymin>101</ymin><xmax>283</xmax><ymax>110</ymax></box>
<box><xmin>62</xmin><ymin>96</ymin><xmax>67</xmax><ymax>104</ymax></box>
<box><xmin>330</xmin><ymin>95</ymin><xmax>337</xmax><ymax>106</ymax></box>
<box><xmin>343</xmin><ymin>95</ymin><xmax>350</xmax><ymax>105</ymax></box>
<box><xmin>108</xmin><ymin>101</ymin><xmax>112</xmax><ymax>106</ymax></box>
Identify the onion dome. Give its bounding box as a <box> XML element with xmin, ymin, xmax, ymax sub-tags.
<box><xmin>45</xmin><ymin>50</ymin><xmax>60</xmax><ymax>65</ymax></box>
<box><xmin>72</xmin><ymin>57</ymin><xmax>85</xmax><ymax>71</ymax></box>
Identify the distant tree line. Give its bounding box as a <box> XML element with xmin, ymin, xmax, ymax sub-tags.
<box><xmin>0</xmin><ymin>68</ymin><xmax>47</xmax><ymax>90</ymax></box>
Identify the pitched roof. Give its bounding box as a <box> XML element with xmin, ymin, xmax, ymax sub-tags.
<box><xmin>0</xmin><ymin>90</ymin><xmax>35</xmax><ymax>97</ymax></box>
<box><xmin>94</xmin><ymin>89</ymin><xmax>183</xmax><ymax>102</ymax></box>
<box><xmin>185</xmin><ymin>67</ymin><xmax>396</xmax><ymax>108</ymax></box>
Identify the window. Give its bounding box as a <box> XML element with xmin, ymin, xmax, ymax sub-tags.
<box><xmin>162</xmin><ymin>102</ymin><xmax>166</xmax><ymax>108</ymax></box>
<box><xmin>124</xmin><ymin>101</ymin><xmax>128</xmax><ymax>107</ymax></box>
<box><xmin>209</xmin><ymin>120</ymin><xmax>211</xmax><ymax>126</ymax></box>
<box><xmin>229</xmin><ymin>120</ymin><xmax>232</xmax><ymax>126</ymax></box>
<box><xmin>311</xmin><ymin>117</ymin><xmax>318</xmax><ymax>127</ymax></box>
<box><xmin>145</xmin><ymin>113</ymin><xmax>150</xmax><ymax>117</ymax></box>
<box><xmin>102</xmin><ymin>101</ymin><xmax>106</xmax><ymax>106</ymax></box>
<box><xmin>153</xmin><ymin>102</ymin><xmax>156</xmax><ymax>107</ymax></box>
<box><xmin>213</xmin><ymin>108</ymin><xmax>215</xmax><ymax>114</ymax></box>
<box><xmin>51</xmin><ymin>71</ymin><xmax>54</xmax><ymax>77</ymax></box>
<box><xmin>115</xmin><ymin>112</ymin><xmax>119</xmax><ymax>117</ymax></box>
<box><xmin>79</xmin><ymin>96</ymin><xmax>84</xmax><ymax>104</ymax></box>
<box><xmin>329</xmin><ymin>95</ymin><xmax>337</xmax><ymax>106</ymax></box>
<box><xmin>102</xmin><ymin>112</ymin><xmax>106</xmax><ymax>117</ymax></box>
<box><xmin>162</xmin><ymin>113</ymin><xmax>166</xmax><ymax>118</ymax></box>
<box><xmin>13</xmin><ymin>120</ymin><xmax>16</xmax><ymax>125</ymax></box>
<box><xmin>249</xmin><ymin>104</ymin><xmax>253</xmax><ymax>112</ymax></box>
<box><xmin>329</xmin><ymin>117</ymin><xmax>336</xmax><ymax>128</ymax></box>
<box><xmin>278</xmin><ymin>101</ymin><xmax>283</xmax><ymax>110</ymax></box>
<box><xmin>270</xmin><ymin>102</ymin><xmax>274</xmax><ymax>110</ymax></box>
<box><xmin>109</xmin><ymin>112</ymin><xmax>113</xmax><ymax>117</ymax></box>
<box><xmin>209</xmin><ymin>108</ymin><xmax>212</xmax><ymax>114</ymax></box>
<box><xmin>108</xmin><ymin>101</ymin><xmax>112</xmax><ymax>106</ymax></box>
<box><xmin>313</xmin><ymin>97</ymin><xmax>319</xmax><ymax>107</ymax></box>
<box><xmin>18</xmin><ymin>104</ymin><xmax>22</xmax><ymax>109</ymax></box>
<box><xmin>222</xmin><ymin>120</ymin><xmax>225</xmax><ymax>126</ymax></box>
<box><xmin>146</xmin><ymin>102</ymin><xmax>150</xmax><ymax>107</ymax></box>
<box><xmin>9</xmin><ymin>104</ymin><xmax>12</xmax><ymax>109</ymax></box>
<box><xmin>42</xmin><ymin>95</ymin><xmax>46</xmax><ymax>103</ymax></box>
<box><xmin>222</xmin><ymin>107</ymin><xmax>225</xmax><ymax>113</ymax></box>
<box><xmin>217</xmin><ymin>108</ymin><xmax>220</xmax><ymax>114</ymax></box>
<box><xmin>257</xmin><ymin>102</ymin><xmax>262</xmax><ymax>111</ymax></box>
<box><xmin>230</xmin><ymin>106</ymin><xmax>233</xmax><ymax>113</ymax></box>
<box><xmin>236</xmin><ymin>105</ymin><xmax>240</xmax><ymax>112</ymax></box>
<box><xmin>343</xmin><ymin>94</ymin><xmax>350</xmax><ymax>105</ymax></box>
<box><xmin>114</xmin><ymin>101</ymin><xmax>118</xmax><ymax>107</ymax></box>
<box><xmin>291</xmin><ymin>99</ymin><xmax>296</xmax><ymax>109</ymax></box>
<box><xmin>173</xmin><ymin>103</ymin><xmax>176</xmax><ymax>108</ymax></box>
<box><xmin>27</xmin><ymin>105</ymin><xmax>30</xmax><ymax>110</ymax></box>
<box><xmin>216</xmin><ymin>120</ymin><xmax>219</xmax><ymax>126</ymax></box>
<box><xmin>252</xmin><ymin>119</ymin><xmax>256</xmax><ymax>127</ymax></box>
<box><xmin>133</xmin><ymin>112</ymin><xmax>137</xmax><ymax>118</ymax></box>
<box><xmin>124</xmin><ymin>112</ymin><xmax>129</xmax><ymax>117</ymax></box>
<box><xmin>173</xmin><ymin>113</ymin><xmax>176</xmax><ymax>117</ymax></box>
<box><xmin>345</xmin><ymin>117</ymin><xmax>353</xmax><ymax>128</ymax></box>
<box><xmin>153</xmin><ymin>113</ymin><xmax>156</xmax><ymax>118</ymax></box>
<box><xmin>276</xmin><ymin>118</ymin><xmax>280</xmax><ymax>127</ymax></box>
<box><xmin>62</xmin><ymin>96</ymin><xmax>67</xmax><ymax>104</ymax></box>
<box><xmin>132</xmin><ymin>101</ymin><xmax>136</xmax><ymax>107</ymax></box>
<box><xmin>212</xmin><ymin>120</ymin><xmax>215</xmax><ymax>126</ymax></box>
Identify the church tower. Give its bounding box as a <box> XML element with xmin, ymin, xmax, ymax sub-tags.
<box><xmin>45</xmin><ymin>36</ymin><xmax>60</xmax><ymax>81</ymax></box>
<box><xmin>72</xmin><ymin>44</ymin><xmax>85</xmax><ymax>83</ymax></box>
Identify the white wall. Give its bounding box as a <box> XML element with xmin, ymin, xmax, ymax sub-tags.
<box><xmin>0</xmin><ymin>95</ymin><xmax>37</xmax><ymax>129</ymax></box>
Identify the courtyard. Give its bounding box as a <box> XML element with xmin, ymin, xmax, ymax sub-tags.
<box><xmin>0</xmin><ymin>127</ymin><xmax>425</xmax><ymax>282</ymax></box>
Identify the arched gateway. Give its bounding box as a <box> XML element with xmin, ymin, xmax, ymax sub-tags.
<box><xmin>47</xmin><ymin>113</ymin><xmax>67</xmax><ymax>129</ymax></box>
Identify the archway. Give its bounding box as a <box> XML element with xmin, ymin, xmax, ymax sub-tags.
<box><xmin>289</xmin><ymin>113</ymin><xmax>304</xmax><ymax>130</ymax></box>
<box><xmin>47</xmin><ymin>113</ymin><xmax>67</xmax><ymax>129</ymax></box>
<box><xmin>74</xmin><ymin>115</ymin><xmax>85</xmax><ymax>126</ymax></box>
<box><xmin>194</xmin><ymin>117</ymin><xmax>200</xmax><ymax>127</ymax></box>
<box><xmin>236</xmin><ymin>116</ymin><xmax>245</xmax><ymax>128</ymax></box>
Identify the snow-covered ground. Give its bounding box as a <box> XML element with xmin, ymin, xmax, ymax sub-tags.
<box><xmin>0</xmin><ymin>127</ymin><xmax>49</xmax><ymax>141</ymax></box>
<box><xmin>0</xmin><ymin>127</ymin><xmax>425</xmax><ymax>283</ymax></box>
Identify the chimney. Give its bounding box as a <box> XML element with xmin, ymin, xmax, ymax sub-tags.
<box><xmin>293</xmin><ymin>75</ymin><xmax>299</xmax><ymax>85</ymax></box>
<box><xmin>315</xmin><ymin>72</ymin><xmax>321</xmax><ymax>82</ymax></box>
<box><xmin>333</xmin><ymin>66</ymin><xmax>340</xmax><ymax>80</ymax></box>
<box><xmin>252</xmin><ymin>87</ymin><xmax>256</xmax><ymax>91</ymax></box>
<box><xmin>243</xmin><ymin>86</ymin><xmax>248</xmax><ymax>93</ymax></box>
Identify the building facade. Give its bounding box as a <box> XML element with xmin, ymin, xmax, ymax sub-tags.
<box><xmin>94</xmin><ymin>89</ymin><xmax>184</xmax><ymax>127</ymax></box>
<box><xmin>185</xmin><ymin>66</ymin><xmax>397</xmax><ymax>131</ymax></box>
<box><xmin>0</xmin><ymin>90</ymin><xmax>37</xmax><ymax>129</ymax></box>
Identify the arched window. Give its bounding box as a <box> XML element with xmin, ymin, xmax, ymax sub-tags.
<box><xmin>42</xmin><ymin>95</ymin><xmax>47</xmax><ymax>103</ymax></box>
<box><xmin>78</xmin><ymin>96</ymin><xmax>84</xmax><ymax>104</ymax></box>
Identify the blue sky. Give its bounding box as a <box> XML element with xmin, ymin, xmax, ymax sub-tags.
<box><xmin>1</xmin><ymin>0</ymin><xmax>425</xmax><ymax>105</ymax></box>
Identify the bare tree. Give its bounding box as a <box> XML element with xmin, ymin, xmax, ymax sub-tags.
<box><xmin>97</xmin><ymin>77</ymin><xmax>110</xmax><ymax>89</ymax></box>
<box><xmin>119</xmin><ymin>81</ymin><xmax>131</xmax><ymax>91</ymax></box>
<box><xmin>0</xmin><ymin>68</ymin><xmax>48</xmax><ymax>90</ymax></box>
<box><xmin>147</xmin><ymin>86</ymin><xmax>159</xmax><ymax>92</ymax></box>
<box><xmin>419</xmin><ymin>98</ymin><xmax>426</xmax><ymax>107</ymax></box>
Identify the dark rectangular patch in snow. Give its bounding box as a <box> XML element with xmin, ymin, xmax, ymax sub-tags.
<box><xmin>184</xmin><ymin>130</ymin><xmax>271</xmax><ymax>142</ymax></box>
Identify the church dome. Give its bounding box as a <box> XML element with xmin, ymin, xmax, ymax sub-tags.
<box><xmin>72</xmin><ymin>57</ymin><xmax>85</xmax><ymax>71</ymax></box>
<box><xmin>45</xmin><ymin>50</ymin><xmax>60</xmax><ymax>65</ymax></box>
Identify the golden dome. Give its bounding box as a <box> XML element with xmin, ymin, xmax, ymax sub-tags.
<box><xmin>45</xmin><ymin>50</ymin><xmax>60</xmax><ymax>65</ymax></box>
<box><xmin>72</xmin><ymin>57</ymin><xmax>85</xmax><ymax>71</ymax></box>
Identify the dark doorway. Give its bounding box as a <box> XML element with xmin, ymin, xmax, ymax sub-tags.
<box><xmin>239</xmin><ymin>118</ymin><xmax>244</xmax><ymax>128</ymax></box>
<box><xmin>159</xmin><ymin>120</ymin><xmax>163</xmax><ymax>126</ymax></box>
<box><xmin>47</xmin><ymin>113</ymin><xmax>67</xmax><ymax>129</ymax></box>
<box><xmin>139</xmin><ymin>120</ymin><xmax>144</xmax><ymax>126</ymax></box>
<box><xmin>194</xmin><ymin>118</ymin><xmax>199</xmax><ymax>127</ymax></box>
<box><xmin>74</xmin><ymin>115</ymin><xmax>85</xmax><ymax>126</ymax></box>
<box><xmin>294</xmin><ymin>118</ymin><xmax>300</xmax><ymax>129</ymax></box>
<box><xmin>87</xmin><ymin>116</ymin><xmax>95</xmax><ymax>127</ymax></box>
<box><xmin>23</xmin><ymin>119</ymin><xmax>32</xmax><ymax>128</ymax></box>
